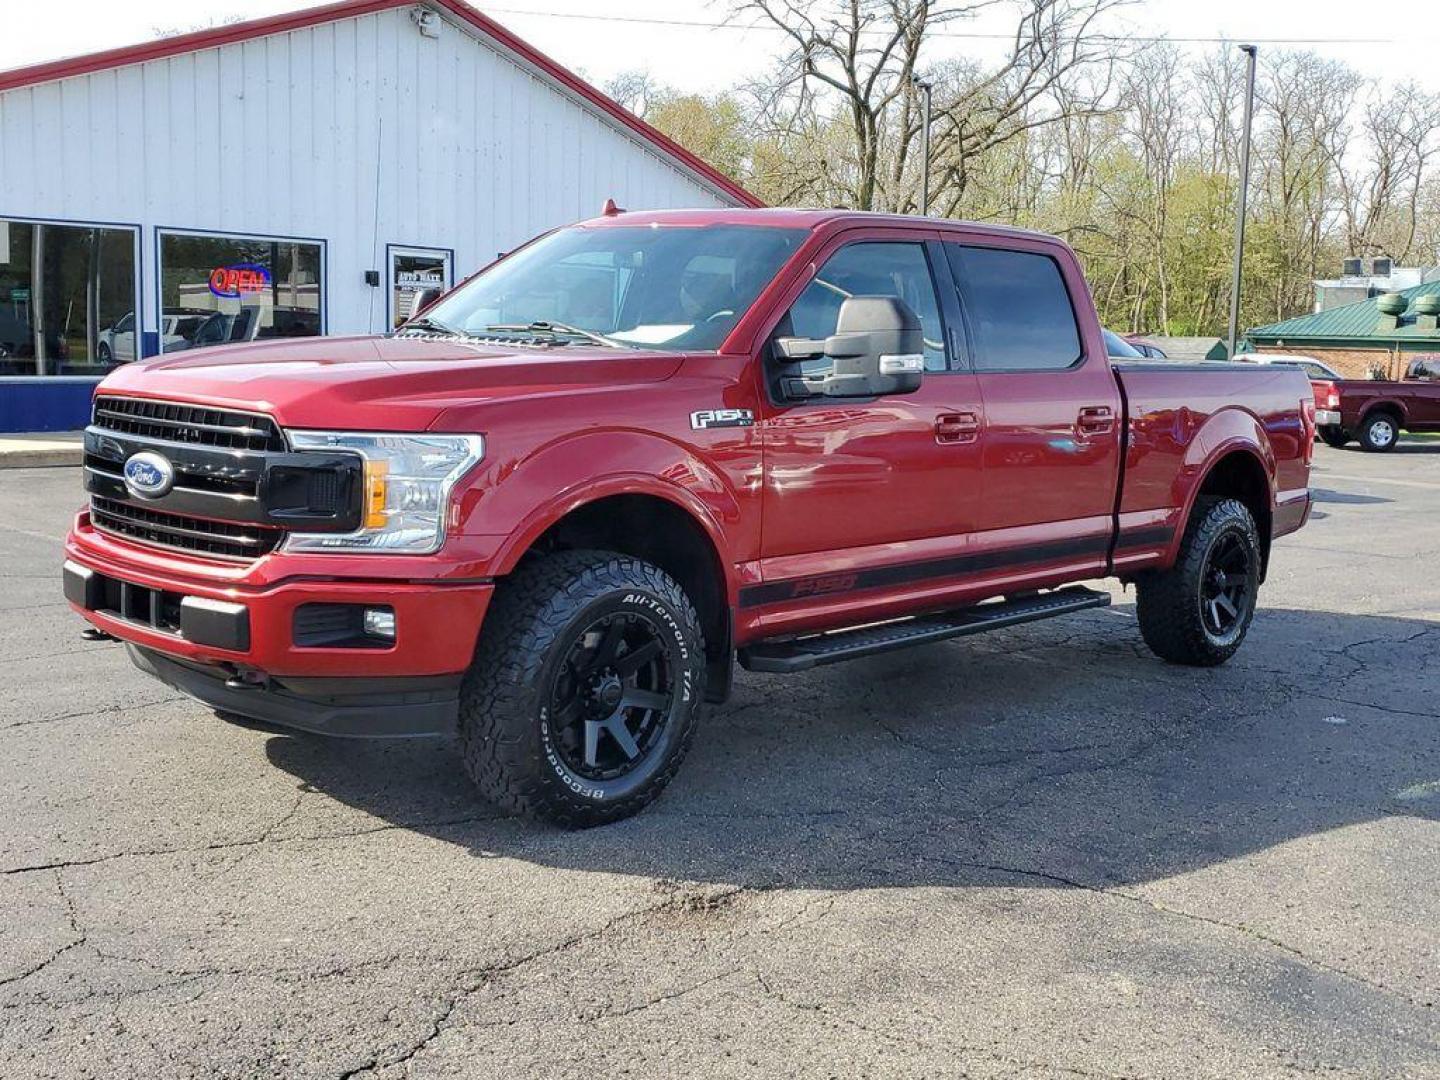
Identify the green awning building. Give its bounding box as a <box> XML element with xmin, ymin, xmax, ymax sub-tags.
<box><xmin>1246</xmin><ymin>281</ymin><xmax>1440</xmax><ymax>380</ymax></box>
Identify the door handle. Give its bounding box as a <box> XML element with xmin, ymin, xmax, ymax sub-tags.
<box><xmin>1077</xmin><ymin>405</ymin><xmax>1115</xmax><ymax>436</ymax></box>
<box><xmin>936</xmin><ymin>411</ymin><xmax>980</xmax><ymax>444</ymax></box>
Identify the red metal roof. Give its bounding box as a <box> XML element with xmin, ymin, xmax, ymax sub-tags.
<box><xmin>0</xmin><ymin>0</ymin><xmax>762</xmax><ymax>209</ymax></box>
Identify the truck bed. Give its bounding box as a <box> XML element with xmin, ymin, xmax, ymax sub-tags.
<box><xmin>1110</xmin><ymin>359</ymin><xmax>1314</xmax><ymax>553</ymax></box>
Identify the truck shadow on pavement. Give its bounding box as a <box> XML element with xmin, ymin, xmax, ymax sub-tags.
<box><xmin>1309</xmin><ymin>488</ymin><xmax>1391</xmax><ymax>505</ymax></box>
<box><xmin>263</xmin><ymin>605</ymin><xmax>1440</xmax><ymax>892</ymax></box>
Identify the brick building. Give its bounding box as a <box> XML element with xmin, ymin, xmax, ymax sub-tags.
<box><xmin>1246</xmin><ymin>281</ymin><xmax>1440</xmax><ymax>379</ymax></box>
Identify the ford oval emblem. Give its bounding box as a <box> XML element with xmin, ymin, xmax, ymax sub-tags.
<box><xmin>122</xmin><ymin>451</ymin><xmax>175</xmax><ymax>499</ymax></box>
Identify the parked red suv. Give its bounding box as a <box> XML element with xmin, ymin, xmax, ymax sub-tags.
<box><xmin>64</xmin><ymin>209</ymin><xmax>1314</xmax><ymax>826</ymax></box>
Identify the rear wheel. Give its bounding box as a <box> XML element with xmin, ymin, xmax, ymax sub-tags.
<box><xmin>1318</xmin><ymin>426</ymin><xmax>1349</xmax><ymax>449</ymax></box>
<box><xmin>1135</xmin><ymin>498</ymin><xmax>1262</xmax><ymax>667</ymax></box>
<box><xmin>1358</xmin><ymin>412</ymin><xmax>1400</xmax><ymax>452</ymax></box>
<box><xmin>459</xmin><ymin>550</ymin><xmax>706</xmax><ymax>828</ymax></box>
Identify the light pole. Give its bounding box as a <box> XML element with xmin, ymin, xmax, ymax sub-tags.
<box><xmin>1226</xmin><ymin>44</ymin><xmax>1258</xmax><ymax>362</ymax></box>
<box><xmin>912</xmin><ymin>74</ymin><xmax>932</xmax><ymax>216</ymax></box>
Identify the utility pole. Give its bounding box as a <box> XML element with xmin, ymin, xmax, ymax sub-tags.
<box><xmin>911</xmin><ymin>74</ymin><xmax>932</xmax><ymax>216</ymax></box>
<box><xmin>1227</xmin><ymin>44</ymin><xmax>1258</xmax><ymax>362</ymax></box>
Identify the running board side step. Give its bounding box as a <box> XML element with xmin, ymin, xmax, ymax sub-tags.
<box><xmin>737</xmin><ymin>586</ymin><xmax>1110</xmax><ymax>674</ymax></box>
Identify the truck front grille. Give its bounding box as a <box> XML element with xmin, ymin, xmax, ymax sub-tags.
<box><xmin>91</xmin><ymin>396</ymin><xmax>286</xmax><ymax>453</ymax></box>
<box><xmin>90</xmin><ymin>496</ymin><xmax>284</xmax><ymax>560</ymax></box>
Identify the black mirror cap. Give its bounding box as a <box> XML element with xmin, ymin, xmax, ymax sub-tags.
<box><xmin>835</xmin><ymin>295</ymin><xmax>921</xmax><ymax>336</ymax></box>
<box><xmin>821</xmin><ymin>296</ymin><xmax>925</xmax><ymax>397</ymax></box>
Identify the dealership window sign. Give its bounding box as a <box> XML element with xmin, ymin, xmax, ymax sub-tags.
<box><xmin>208</xmin><ymin>263</ymin><xmax>271</xmax><ymax>298</ymax></box>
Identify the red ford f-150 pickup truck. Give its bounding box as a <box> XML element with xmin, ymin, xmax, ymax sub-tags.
<box><xmin>64</xmin><ymin>209</ymin><xmax>1314</xmax><ymax>826</ymax></box>
<box><xmin>1313</xmin><ymin>355</ymin><xmax>1440</xmax><ymax>451</ymax></box>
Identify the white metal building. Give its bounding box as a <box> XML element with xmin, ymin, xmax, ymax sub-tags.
<box><xmin>0</xmin><ymin>0</ymin><xmax>758</xmax><ymax>430</ymax></box>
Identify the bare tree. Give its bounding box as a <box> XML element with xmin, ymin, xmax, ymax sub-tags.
<box><xmin>732</xmin><ymin>0</ymin><xmax>1129</xmax><ymax>212</ymax></box>
<box><xmin>1341</xmin><ymin>82</ymin><xmax>1440</xmax><ymax>263</ymax></box>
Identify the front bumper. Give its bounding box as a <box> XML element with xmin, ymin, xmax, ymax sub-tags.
<box><xmin>129</xmin><ymin>646</ymin><xmax>460</xmax><ymax>737</ymax></box>
<box><xmin>65</xmin><ymin>516</ymin><xmax>494</xmax><ymax>735</ymax></box>
<box><xmin>1315</xmin><ymin>409</ymin><xmax>1343</xmax><ymax>427</ymax></box>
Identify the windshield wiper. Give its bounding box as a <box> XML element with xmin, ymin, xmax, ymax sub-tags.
<box><xmin>397</xmin><ymin>315</ymin><xmax>465</xmax><ymax>337</ymax></box>
<box><xmin>485</xmin><ymin>321</ymin><xmax>629</xmax><ymax>349</ymax></box>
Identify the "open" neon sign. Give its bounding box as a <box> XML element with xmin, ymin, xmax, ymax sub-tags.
<box><xmin>209</xmin><ymin>264</ymin><xmax>271</xmax><ymax>298</ymax></box>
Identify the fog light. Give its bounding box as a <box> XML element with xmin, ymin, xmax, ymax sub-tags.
<box><xmin>363</xmin><ymin>607</ymin><xmax>396</xmax><ymax>640</ymax></box>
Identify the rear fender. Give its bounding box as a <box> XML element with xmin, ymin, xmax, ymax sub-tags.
<box><xmin>1357</xmin><ymin>397</ymin><xmax>1407</xmax><ymax>426</ymax></box>
<box><xmin>1166</xmin><ymin>408</ymin><xmax>1275</xmax><ymax>564</ymax></box>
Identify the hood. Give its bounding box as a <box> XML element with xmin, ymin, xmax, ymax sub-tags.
<box><xmin>94</xmin><ymin>335</ymin><xmax>685</xmax><ymax>430</ymax></box>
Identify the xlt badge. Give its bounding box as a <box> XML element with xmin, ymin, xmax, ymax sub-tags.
<box><xmin>690</xmin><ymin>408</ymin><xmax>754</xmax><ymax>430</ymax></box>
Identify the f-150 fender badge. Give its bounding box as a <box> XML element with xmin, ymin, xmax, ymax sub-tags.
<box><xmin>690</xmin><ymin>408</ymin><xmax>755</xmax><ymax>430</ymax></box>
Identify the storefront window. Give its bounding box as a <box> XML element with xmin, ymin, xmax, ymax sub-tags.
<box><xmin>389</xmin><ymin>247</ymin><xmax>452</xmax><ymax>328</ymax></box>
<box><xmin>0</xmin><ymin>219</ymin><xmax>138</xmax><ymax>376</ymax></box>
<box><xmin>158</xmin><ymin>232</ymin><xmax>323</xmax><ymax>353</ymax></box>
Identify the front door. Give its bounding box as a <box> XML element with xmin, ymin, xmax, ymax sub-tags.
<box><xmin>754</xmin><ymin>233</ymin><xmax>985</xmax><ymax>618</ymax></box>
<box><xmin>942</xmin><ymin>239</ymin><xmax>1122</xmax><ymax>578</ymax></box>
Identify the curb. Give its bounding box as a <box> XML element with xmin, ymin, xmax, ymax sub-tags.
<box><xmin>0</xmin><ymin>437</ymin><xmax>85</xmax><ymax>469</ymax></box>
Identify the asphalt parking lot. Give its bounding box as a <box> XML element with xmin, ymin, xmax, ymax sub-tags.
<box><xmin>2</xmin><ymin>442</ymin><xmax>1438</xmax><ymax>1079</ymax></box>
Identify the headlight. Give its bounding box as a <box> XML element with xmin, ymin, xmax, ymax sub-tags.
<box><xmin>282</xmin><ymin>432</ymin><xmax>484</xmax><ymax>554</ymax></box>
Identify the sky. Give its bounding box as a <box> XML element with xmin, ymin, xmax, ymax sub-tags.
<box><xmin>3</xmin><ymin>0</ymin><xmax>1438</xmax><ymax>97</ymax></box>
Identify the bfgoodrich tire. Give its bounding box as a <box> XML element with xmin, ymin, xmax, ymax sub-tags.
<box><xmin>1135</xmin><ymin>498</ymin><xmax>1262</xmax><ymax>667</ymax></box>
<box><xmin>1357</xmin><ymin>411</ymin><xmax>1400</xmax><ymax>452</ymax></box>
<box><xmin>459</xmin><ymin>550</ymin><xmax>706</xmax><ymax>828</ymax></box>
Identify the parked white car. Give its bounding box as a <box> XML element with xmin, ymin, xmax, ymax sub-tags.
<box><xmin>1236</xmin><ymin>352</ymin><xmax>1343</xmax><ymax>381</ymax></box>
<box><xmin>97</xmin><ymin>310</ymin><xmax>209</xmax><ymax>364</ymax></box>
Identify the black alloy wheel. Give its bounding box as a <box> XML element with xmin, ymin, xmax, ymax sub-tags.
<box><xmin>1198</xmin><ymin>531</ymin><xmax>1255</xmax><ymax>644</ymax></box>
<box><xmin>548</xmin><ymin>611</ymin><xmax>675</xmax><ymax>781</ymax></box>
<box><xmin>459</xmin><ymin>550</ymin><xmax>706</xmax><ymax>828</ymax></box>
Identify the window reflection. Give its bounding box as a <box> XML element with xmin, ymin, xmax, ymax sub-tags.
<box><xmin>158</xmin><ymin>233</ymin><xmax>323</xmax><ymax>353</ymax></box>
<box><xmin>0</xmin><ymin>219</ymin><xmax>138</xmax><ymax>375</ymax></box>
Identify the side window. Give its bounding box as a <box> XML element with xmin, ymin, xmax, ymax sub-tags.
<box><xmin>783</xmin><ymin>242</ymin><xmax>948</xmax><ymax>373</ymax></box>
<box><xmin>946</xmin><ymin>245</ymin><xmax>1082</xmax><ymax>372</ymax></box>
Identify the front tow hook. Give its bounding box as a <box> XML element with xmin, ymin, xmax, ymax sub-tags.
<box><xmin>224</xmin><ymin>667</ymin><xmax>272</xmax><ymax>692</ymax></box>
<box><xmin>81</xmin><ymin>627</ymin><xmax>118</xmax><ymax>643</ymax></box>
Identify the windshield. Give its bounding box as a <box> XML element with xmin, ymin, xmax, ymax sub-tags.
<box><xmin>417</xmin><ymin>224</ymin><xmax>808</xmax><ymax>350</ymax></box>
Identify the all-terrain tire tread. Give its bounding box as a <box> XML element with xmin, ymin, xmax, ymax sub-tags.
<box><xmin>1135</xmin><ymin>498</ymin><xmax>1259</xmax><ymax>668</ymax></box>
<box><xmin>458</xmin><ymin>549</ymin><xmax>704</xmax><ymax>828</ymax></box>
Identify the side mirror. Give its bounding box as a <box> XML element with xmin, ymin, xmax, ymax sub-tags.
<box><xmin>775</xmin><ymin>296</ymin><xmax>925</xmax><ymax>400</ymax></box>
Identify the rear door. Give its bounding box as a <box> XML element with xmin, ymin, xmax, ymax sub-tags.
<box><xmin>941</xmin><ymin>238</ymin><xmax>1122</xmax><ymax>580</ymax></box>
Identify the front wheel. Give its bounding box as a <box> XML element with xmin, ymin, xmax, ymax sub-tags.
<box><xmin>459</xmin><ymin>550</ymin><xmax>706</xmax><ymax>828</ymax></box>
<box><xmin>1358</xmin><ymin>412</ymin><xmax>1400</xmax><ymax>452</ymax></box>
<box><xmin>1135</xmin><ymin>499</ymin><xmax>1262</xmax><ymax>667</ymax></box>
<box><xmin>1318</xmin><ymin>426</ymin><xmax>1350</xmax><ymax>449</ymax></box>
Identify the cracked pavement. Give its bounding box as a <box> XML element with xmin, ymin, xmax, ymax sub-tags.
<box><xmin>2</xmin><ymin>440</ymin><xmax>1438</xmax><ymax>1078</ymax></box>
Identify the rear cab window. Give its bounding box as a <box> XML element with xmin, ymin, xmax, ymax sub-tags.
<box><xmin>944</xmin><ymin>245</ymin><xmax>1083</xmax><ymax>372</ymax></box>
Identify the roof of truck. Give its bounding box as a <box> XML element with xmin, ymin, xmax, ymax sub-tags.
<box><xmin>581</xmin><ymin>207</ymin><xmax>1061</xmax><ymax>240</ymax></box>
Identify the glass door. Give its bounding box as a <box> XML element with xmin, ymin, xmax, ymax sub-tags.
<box><xmin>388</xmin><ymin>246</ymin><xmax>453</xmax><ymax>329</ymax></box>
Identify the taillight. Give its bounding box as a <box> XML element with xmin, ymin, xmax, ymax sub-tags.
<box><xmin>1315</xmin><ymin>380</ymin><xmax>1340</xmax><ymax>409</ymax></box>
<box><xmin>1302</xmin><ymin>399</ymin><xmax>1316</xmax><ymax>465</ymax></box>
